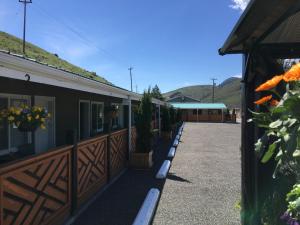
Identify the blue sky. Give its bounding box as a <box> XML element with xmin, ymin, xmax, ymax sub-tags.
<box><xmin>0</xmin><ymin>0</ymin><xmax>249</xmax><ymax>93</ymax></box>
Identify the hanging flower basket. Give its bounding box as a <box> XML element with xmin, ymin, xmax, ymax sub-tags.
<box><xmin>0</xmin><ymin>105</ymin><xmax>51</xmax><ymax>133</ymax></box>
<box><xmin>17</xmin><ymin>122</ymin><xmax>39</xmax><ymax>132</ymax></box>
<box><xmin>105</xmin><ymin>105</ymin><xmax>119</xmax><ymax>118</ymax></box>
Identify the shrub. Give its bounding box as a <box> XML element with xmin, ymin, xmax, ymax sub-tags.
<box><xmin>169</xmin><ymin>106</ymin><xmax>176</xmax><ymax>125</ymax></box>
<box><xmin>135</xmin><ymin>91</ymin><xmax>153</xmax><ymax>153</ymax></box>
<box><xmin>161</xmin><ymin>106</ymin><xmax>171</xmax><ymax>132</ymax></box>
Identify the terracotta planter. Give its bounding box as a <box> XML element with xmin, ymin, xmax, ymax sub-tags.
<box><xmin>161</xmin><ymin>131</ymin><xmax>172</xmax><ymax>141</ymax></box>
<box><xmin>130</xmin><ymin>150</ymin><xmax>153</xmax><ymax>169</ymax></box>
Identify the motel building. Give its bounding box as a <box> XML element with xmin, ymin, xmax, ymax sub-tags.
<box><xmin>170</xmin><ymin>103</ymin><xmax>227</xmax><ymax>123</ymax></box>
<box><xmin>0</xmin><ymin>50</ymin><xmax>164</xmax><ymax>225</ymax></box>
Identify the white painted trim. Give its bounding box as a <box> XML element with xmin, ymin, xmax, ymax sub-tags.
<box><xmin>176</xmin><ymin>135</ymin><xmax>180</xmax><ymax>140</ymax></box>
<box><xmin>156</xmin><ymin>160</ymin><xmax>171</xmax><ymax>179</ymax></box>
<box><xmin>173</xmin><ymin>139</ymin><xmax>179</xmax><ymax>147</ymax></box>
<box><xmin>132</xmin><ymin>188</ymin><xmax>160</xmax><ymax>225</ymax></box>
<box><xmin>168</xmin><ymin>147</ymin><xmax>176</xmax><ymax>158</ymax></box>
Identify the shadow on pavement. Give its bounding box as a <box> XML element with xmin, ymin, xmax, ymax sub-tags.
<box><xmin>167</xmin><ymin>173</ymin><xmax>191</xmax><ymax>183</ymax></box>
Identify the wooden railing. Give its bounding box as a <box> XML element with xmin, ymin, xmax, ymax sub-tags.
<box><xmin>109</xmin><ymin>129</ymin><xmax>128</xmax><ymax>179</ymax></box>
<box><xmin>76</xmin><ymin>135</ymin><xmax>108</xmax><ymax>207</ymax></box>
<box><xmin>0</xmin><ymin>129</ymin><xmax>130</xmax><ymax>225</ymax></box>
<box><xmin>0</xmin><ymin>145</ymin><xmax>73</xmax><ymax>225</ymax></box>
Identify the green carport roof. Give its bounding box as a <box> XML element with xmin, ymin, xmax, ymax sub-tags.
<box><xmin>170</xmin><ymin>103</ymin><xmax>227</xmax><ymax>109</ymax></box>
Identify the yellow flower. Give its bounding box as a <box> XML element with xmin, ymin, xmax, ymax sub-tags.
<box><xmin>35</xmin><ymin>115</ymin><xmax>40</xmax><ymax>120</ymax></box>
<box><xmin>15</xmin><ymin>110</ymin><xmax>21</xmax><ymax>115</ymax></box>
<box><xmin>40</xmin><ymin>124</ymin><xmax>46</xmax><ymax>130</ymax></box>
<box><xmin>47</xmin><ymin>113</ymin><xmax>51</xmax><ymax>118</ymax></box>
<box><xmin>8</xmin><ymin>116</ymin><xmax>15</xmax><ymax>121</ymax></box>
<box><xmin>27</xmin><ymin>116</ymin><xmax>32</xmax><ymax>121</ymax></box>
<box><xmin>41</xmin><ymin>118</ymin><xmax>45</xmax><ymax>122</ymax></box>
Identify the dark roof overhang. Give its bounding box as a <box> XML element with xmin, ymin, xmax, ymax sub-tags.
<box><xmin>219</xmin><ymin>0</ymin><xmax>300</xmax><ymax>55</ymax></box>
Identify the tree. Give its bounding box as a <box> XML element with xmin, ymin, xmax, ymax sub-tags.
<box><xmin>151</xmin><ymin>85</ymin><xmax>165</xmax><ymax>100</ymax></box>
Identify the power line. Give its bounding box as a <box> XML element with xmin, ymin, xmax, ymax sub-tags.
<box><xmin>32</xmin><ymin>2</ymin><xmax>129</xmax><ymax>67</ymax></box>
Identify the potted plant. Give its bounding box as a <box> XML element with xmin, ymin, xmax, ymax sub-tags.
<box><xmin>161</xmin><ymin>106</ymin><xmax>172</xmax><ymax>141</ymax></box>
<box><xmin>249</xmin><ymin>63</ymin><xmax>300</xmax><ymax>224</ymax></box>
<box><xmin>130</xmin><ymin>91</ymin><xmax>153</xmax><ymax>168</ymax></box>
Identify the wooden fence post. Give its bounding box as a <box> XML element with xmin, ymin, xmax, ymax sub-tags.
<box><xmin>71</xmin><ymin>129</ymin><xmax>78</xmax><ymax>215</ymax></box>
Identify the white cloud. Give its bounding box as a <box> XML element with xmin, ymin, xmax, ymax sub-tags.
<box><xmin>233</xmin><ymin>74</ymin><xmax>242</xmax><ymax>78</ymax></box>
<box><xmin>229</xmin><ymin>0</ymin><xmax>250</xmax><ymax>12</ymax></box>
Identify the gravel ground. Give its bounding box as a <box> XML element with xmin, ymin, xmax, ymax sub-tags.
<box><xmin>152</xmin><ymin>122</ymin><xmax>241</xmax><ymax>225</ymax></box>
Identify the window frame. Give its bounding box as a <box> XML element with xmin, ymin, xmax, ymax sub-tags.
<box><xmin>0</xmin><ymin>93</ymin><xmax>31</xmax><ymax>156</ymax></box>
<box><xmin>91</xmin><ymin>101</ymin><xmax>104</xmax><ymax>134</ymax></box>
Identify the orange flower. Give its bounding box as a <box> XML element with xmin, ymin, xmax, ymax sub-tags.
<box><xmin>255</xmin><ymin>75</ymin><xmax>283</xmax><ymax>92</ymax></box>
<box><xmin>283</xmin><ymin>63</ymin><xmax>300</xmax><ymax>82</ymax></box>
<box><xmin>254</xmin><ymin>95</ymin><xmax>272</xmax><ymax>105</ymax></box>
<box><xmin>270</xmin><ymin>99</ymin><xmax>279</xmax><ymax>107</ymax></box>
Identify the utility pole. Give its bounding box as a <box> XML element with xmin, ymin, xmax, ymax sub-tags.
<box><xmin>128</xmin><ymin>67</ymin><xmax>133</xmax><ymax>92</ymax></box>
<box><xmin>211</xmin><ymin>78</ymin><xmax>217</xmax><ymax>103</ymax></box>
<box><xmin>135</xmin><ymin>85</ymin><xmax>138</xmax><ymax>93</ymax></box>
<box><xmin>19</xmin><ymin>0</ymin><xmax>32</xmax><ymax>55</ymax></box>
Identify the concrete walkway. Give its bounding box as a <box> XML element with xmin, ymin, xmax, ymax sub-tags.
<box><xmin>153</xmin><ymin>123</ymin><xmax>241</xmax><ymax>225</ymax></box>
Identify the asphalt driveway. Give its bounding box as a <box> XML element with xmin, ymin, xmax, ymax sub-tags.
<box><xmin>153</xmin><ymin>122</ymin><xmax>241</xmax><ymax>225</ymax></box>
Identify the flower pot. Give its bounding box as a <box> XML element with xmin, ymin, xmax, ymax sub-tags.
<box><xmin>130</xmin><ymin>150</ymin><xmax>153</xmax><ymax>169</ymax></box>
<box><xmin>161</xmin><ymin>131</ymin><xmax>172</xmax><ymax>141</ymax></box>
<box><xmin>17</xmin><ymin>122</ymin><xmax>38</xmax><ymax>132</ymax></box>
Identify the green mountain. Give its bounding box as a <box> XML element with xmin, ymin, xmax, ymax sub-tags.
<box><xmin>164</xmin><ymin>77</ymin><xmax>242</xmax><ymax>108</ymax></box>
<box><xmin>0</xmin><ymin>31</ymin><xmax>110</xmax><ymax>84</ymax></box>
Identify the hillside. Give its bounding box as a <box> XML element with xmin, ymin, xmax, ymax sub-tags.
<box><xmin>0</xmin><ymin>31</ymin><xmax>110</xmax><ymax>84</ymax></box>
<box><xmin>164</xmin><ymin>77</ymin><xmax>242</xmax><ymax>108</ymax></box>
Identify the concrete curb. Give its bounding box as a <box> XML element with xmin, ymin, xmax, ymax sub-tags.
<box><xmin>167</xmin><ymin>147</ymin><xmax>176</xmax><ymax>158</ymax></box>
<box><xmin>156</xmin><ymin>160</ymin><xmax>171</xmax><ymax>179</ymax></box>
<box><xmin>132</xmin><ymin>188</ymin><xmax>160</xmax><ymax>225</ymax></box>
<box><xmin>173</xmin><ymin>139</ymin><xmax>179</xmax><ymax>147</ymax></box>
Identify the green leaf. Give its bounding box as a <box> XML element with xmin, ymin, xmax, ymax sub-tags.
<box><xmin>269</xmin><ymin>119</ymin><xmax>282</xmax><ymax>129</ymax></box>
<box><xmin>261</xmin><ymin>142</ymin><xmax>277</xmax><ymax>163</ymax></box>
<box><xmin>255</xmin><ymin>133</ymin><xmax>268</xmax><ymax>155</ymax></box>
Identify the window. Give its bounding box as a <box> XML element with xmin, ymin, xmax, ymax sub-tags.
<box><xmin>198</xmin><ymin>109</ymin><xmax>202</xmax><ymax>115</ymax></box>
<box><xmin>0</xmin><ymin>94</ymin><xmax>31</xmax><ymax>155</ymax></box>
<box><xmin>91</xmin><ymin>102</ymin><xmax>104</xmax><ymax>135</ymax></box>
<box><xmin>193</xmin><ymin>109</ymin><xmax>197</xmax><ymax>115</ymax></box>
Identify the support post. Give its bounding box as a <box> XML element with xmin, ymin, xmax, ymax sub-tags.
<box><xmin>128</xmin><ymin>96</ymin><xmax>132</xmax><ymax>157</ymax></box>
<box><xmin>197</xmin><ymin>108</ymin><xmax>198</xmax><ymax>122</ymax></box>
<box><xmin>71</xmin><ymin>129</ymin><xmax>78</xmax><ymax>215</ymax></box>
<box><xmin>158</xmin><ymin>105</ymin><xmax>161</xmax><ymax>136</ymax></box>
